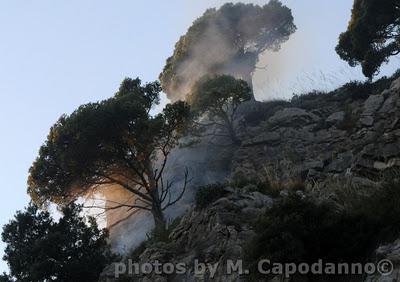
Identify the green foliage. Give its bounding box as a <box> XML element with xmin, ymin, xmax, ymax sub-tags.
<box><xmin>246</xmin><ymin>180</ymin><xmax>400</xmax><ymax>279</ymax></box>
<box><xmin>343</xmin><ymin>80</ymin><xmax>373</xmax><ymax>99</ymax></box>
<box><xmin>189</xmin><ymin>75</ymin><xmax>251</xmax><ymax>115</ymax></box>
<box><xmin>146</xmin><ymin>216</ymin><xmax>183</xmax><ymax>244</ymax></box>
<box><xmin>2</xmin><ymin>203</ymin><xmax>114</xmax><ymax>282</ymax></box>
<box><xmin>195</xmin><ymin>183</ymin><xmax>228</xmax><ymax>209</ymax></box>
<box><xmin>339</xmin><ymin>75</ymin><xmax>396</xmax><ymax>100</ymax></box>
<box><xmin>189</xmin><ymin>75</ymin><xmax>251</xmax><ymax>145</ymax></box>
<box><xmin>336</xmin><ymin>0</ymin><xmax>400</xmax><ymax>78</ymax></box>
<box><xmin>290</xmin><ymin>90</ymin><xmax>327</xmax><ymax>109</ymax></box>
<box><xmin>290</xmin><ymin>70</ymin><xmax>400</xmax><ymax>110</ymax></box>
<box><xmin>195</xmin><ymin>175</ymin><xmax>287</xmax><ymax>210</ymax></box>
<box><xmin>350</xmin><ymin>180</ymin><xmax>400</xmax><ymax>243</ymax></box>
<box><xmin>28</xmin><ymin>77</ymin><xmax>192</xmax><ymax>232</ymax></box>
<box><xmin>230</xmin><ymin>172</ymin><xmax>281</xmax><ymax>197</ymax></box>
<box><xmin>159</xmin><ymin>1</ymin><xmax>296</xmax><ymax>98</ymax></box>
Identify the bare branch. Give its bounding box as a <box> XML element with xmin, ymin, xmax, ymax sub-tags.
<box><xmin>162</xmin><ymin>168</ymin><xmax>192</xmax><ymax>210</ymax></box>
<box><xmin>83</xmin><ymin>203</ymin><xmax>151</xmax><ymax>212</ymax></box>
<box><xmin>98</xmin><ymin>174</ymin><xmax>153</xmax><ymax>203</ymax></box>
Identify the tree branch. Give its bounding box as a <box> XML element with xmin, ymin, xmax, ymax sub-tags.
<box><xmin>162</xmin><ymin>168</ymin><xmax>191</xmax><ymax>210</ymax></box>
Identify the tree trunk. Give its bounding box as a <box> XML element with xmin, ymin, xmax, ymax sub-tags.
<box><xmin>151</xmin><ymin>202</ymin><xmax>166</xmax><ymax>235</ymax></box>
<box><xmin>228</xmin><ymin>124</ymin><xmax>241</xmax><ymax>146</ymax></box>
<box><xmin>145</xmin><ymin>161</ymin><xmax>167</xmax><ymax>235</ymax></box>
<box><xmin>240</xmin><ymin>70</ymin><xmax>255</xmax><ymax>101</ymax></box>
<box><xmin>224</xmin><ymin>117</ymin><xmax>241</xmax><ymax>146</ymax></box>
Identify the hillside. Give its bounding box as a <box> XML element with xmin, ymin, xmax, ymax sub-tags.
<box><xmin>100</xmin><ymin>74</ymin><xmax>400</xmax><ymax>282</ymax></box>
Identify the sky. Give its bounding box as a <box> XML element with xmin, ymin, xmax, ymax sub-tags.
<box><xmin>0</xmin><ymin>0</ymin><xmax>398</xmax><ymax>274</ymax></box>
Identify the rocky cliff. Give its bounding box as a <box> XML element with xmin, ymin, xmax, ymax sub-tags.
<box><xmin>234</xmin><ymin>76</ymin><xmax>400</xmax><ymax>188</ymax></box>
<box><xmin>100</xmin><ymin>75</ymin><xmax>400</xmax><ymax>282</ymax></box>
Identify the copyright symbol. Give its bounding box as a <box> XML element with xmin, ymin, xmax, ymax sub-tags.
<box><xmin>377</xmin><ymin>259</ymin><xmax>393</xmax><ymax>276</ymax></box>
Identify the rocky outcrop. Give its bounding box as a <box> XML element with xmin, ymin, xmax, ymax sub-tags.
<box><xmin>365</xmin><ymin>240</ymin><xmax>400</xmax><ymax>282</ymax></box>
<box><xmin>232</xmin><ymin>77</ymin><xmax>400</xmax><ymax>189</ymax></box>
<box><xmin>267</xmin><ymin>107</ymin><xmax>320</xmax><ymax>127</ymax></box>
<box><xmin>100</xmin><ymin>76</ymin><xmax>400</xmax><ymax>282</ymax></box>
<box><xmin>100</xmin><ymin>190</ymin><xmax>273</xmax><ymax>282</ymax></box>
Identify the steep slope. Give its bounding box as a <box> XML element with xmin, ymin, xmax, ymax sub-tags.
<box><xmin>101</xmin><ymin>75</ymin><xmax>400</xmax><ymax>282</ymax></box>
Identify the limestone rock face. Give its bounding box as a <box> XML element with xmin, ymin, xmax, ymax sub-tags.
<box><xmin>232</xmin><ymin>77</ymin><xmax>400</xmax><ymax>189</ymax></box>
<box><xmin>326</xmin><ymin>111</ymin><xmax>345</xmax><ymax>124</ymax></box>
<box><xmin>365</xmin><ymin>240</ymin><xmax>400</xmax><ymax>282</ymax></box>
<box><xmin>268</xmin><ymin>107</ymin><xmax>320</xmax><ymax>127</ymax></box>
<box><xmin>100</xmin><ymin>191</ymin><xmax>273</xmax><ymax>282</ymax></box>
<box><xmin>100</xmin><ymin>75</ymin><xmax>400</xmax><ymax>282</ymax></box>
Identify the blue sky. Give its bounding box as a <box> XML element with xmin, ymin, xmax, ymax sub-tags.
<box><xmin>0</xmin><ymin>0</ymin><xmax>398</xmax><ymax>273</ymax></box>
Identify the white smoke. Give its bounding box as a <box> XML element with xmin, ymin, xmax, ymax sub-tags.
<box><xmin>172</xmin><ymin>24</ymin><xmax>239</xmax><ymax>101</ymax></box>
<box><xmin>95</xmin><ymin>135</ymin><xmax>234</xmax><ymax>254</ymax></box>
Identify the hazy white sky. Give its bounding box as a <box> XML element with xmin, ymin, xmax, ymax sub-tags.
<box><xmin>0</xmin><ymin>0</ymin><xmax>398</xmax><ymax>273</ymax></box>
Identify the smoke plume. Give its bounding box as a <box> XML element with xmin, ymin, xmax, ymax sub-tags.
<box><xmin>159</xmin><ymin>1</ymin><xmax>296</xmax><ymax>101</ymax></box>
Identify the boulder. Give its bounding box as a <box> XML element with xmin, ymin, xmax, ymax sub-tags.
<box><xmin>360</xmin><ymin>115</ymin><xmax>374</xmax><ymax>126</ymax></box>
<box><xmin>390</xmin><ymin>77</ymin><xmax>400</xmax><ymax>92</ymax></box>
<box><xmin>359</xmin><ymin>94</ymin><xmax>385</xmax><ymax>127</ymax></box>
<box><xmin>379</xmin><ymin>93</ymin><xmax>399</xmax><ymax>114</ymax></box>
<box><xmin>268</xmin><ymin>107</ymin><xmax>320</xmax><ymax>126</ymax></box>
<box><xmin>363</xmin><ymin>95</ymin><xmax>384</xmax><ymax>115</ymax></box>
<box><xmin>243</xmin><ymin>131</ymin><xmax>280</xmax><ymax>146</ymax></box>
<box><xmin>325</xmin><ymin>152</ymin><xmax>353</xmax><ymax>173</ymax></box>
<box><xmin>326</xmin><ymin>111</ymin><xmax>345</xmax><ymax>124</ymax></box>
<box><xmin>365</xmin><ymin>239</ymin><xmax>400</xmax><ymax>282</ymax></box>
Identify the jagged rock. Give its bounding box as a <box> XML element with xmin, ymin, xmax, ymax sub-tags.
<box><xmin>233</xmin><ymin>74</ymin><xmax>400</xmax><ymax>189</ymax></box>
<box><xmin>350</xmin><ymin>176</ymin><xmax>377</xmax><ymax>188</ymax></box>
<box><xmin>303</xmin><ymin>160</ymin><xmax>324</xmax><ymax>170</ymax></box>
<box><xmin>388</xmin><ymin>158</ymin><xmax>400</xmax><ymax>167</ymax></box>
<box><xmin>376</xmin><ymin>239</ymin><xmax>400</xmax><ymax>263</ymax></box>
<box><xmin>268</xmin><ymin>107</ymin><xmax>320</xmax><ymax>126</ymax></box>
<box><xmin>101</xmin><ymin>75</ymin><xmax>400</xmax><ymax>282</ymax></box>
<box><xmin>326</xmin><ymin>111</ymin><xmax>345</xmax><ymax>124</ymax></box>
<box><xmin>99</xmin><ymin>263</ymin><xmax>120</xmax><ymax>282</ymax></box>
<box><xmin>363</xmin><ymin>95</ymin><xmax>384</xmax><ymax>115</ymax></box>
<box><xmin>390</xmin><ymin>77</ymin><xmax>400</xmax><ymax>92</ymax></box>
<box><xmin>360</xmin><ymin>115</ymin><xmax>374</xmax><ymax>126</ymax></box>
<box><xmin>243</xmin><ymin>131</ymin><xmax>280</xmax><ymax>146</ymax></box>
<box><xmin>365</xmin><ymin>239</ymin><xmax>400</xmax><ymax>282</ymax></box>
<box><xmin>374</xmin><ymin>161</ymin><xmax>389</xmax><ymax>170</ymax></box>
<box><xmin>106</xmin><ymin>191</ymin><xmax>273</xmax><ymax>282</ymax></box>
<box><xmin>358</xmin><ymin>95</ymin><xmax>384</xmax><ymax>127</ymax></box>
<box><xmin>379</xmin><ymin>93</ymin><xmax>399</xmax><ymax>114</ymax></box>
<box><xmin>325</xmin><ymin>152</ymin><xmax>353</xmax><ymax>173</ymax></box>
<box><xmin>380</xmin><ymin>143</ymin><xmax>400</xmax><ymax>159</ymax></box>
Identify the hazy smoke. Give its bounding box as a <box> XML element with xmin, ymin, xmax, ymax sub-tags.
<box><xmin>160</xmin><ymin>1</ymin><xmax>296</xmax><ymax>101</ymax></box>
<box><xmin>172</xmin><ymin>25</ymin><xmax>240</xmax><ymax>101</ymax></box>
<box><xmin>98</xmin><ymin>136</ymin><xmax>234</xmax><ymax>254</ymax></box>
<box><xmin>99</xmin><ymin>1</ymin><xmax>296</xmax><ymax>253</ymax></box>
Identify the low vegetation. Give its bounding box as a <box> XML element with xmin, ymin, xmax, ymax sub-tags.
<box><xmin>195</xmin><ymin>183</ymin><xmax>229</xmax><ymax>209</ymax></box>
<box><xmin>194</xmin><ymin>174</ymin><xmax>305</xmax><ymax>210</ymax></box>
<box><xmin>245</xmin><ymin>179</ymin><xmax>400</xmax><ymax>280</ymax></box>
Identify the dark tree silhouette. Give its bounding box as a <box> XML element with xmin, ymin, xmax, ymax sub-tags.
<box><xmin>28</xmin><ymin>78</ymin><xmax>192</xmax><ymax>234</ymax></box>
<box><xmin>159</xmin><ymin>0</ymin><xmax>296</xmax><ymax>101</ymax></box>
<box><xmin>188</xmin><ymin>75</ymin><xmax>252</xmax><ymax>146</ymax></box>
<box><xmin>336</xmin><ymin>0</ymin><xmax>400</xmax><ymax>78</ymax></box>
<box><xmin>2</xmin><ymin>203</ymin><xmax>114</xmax><ymax>282</ymax></box>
